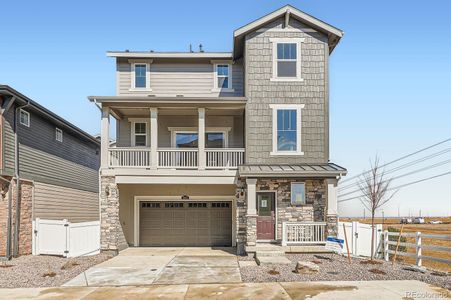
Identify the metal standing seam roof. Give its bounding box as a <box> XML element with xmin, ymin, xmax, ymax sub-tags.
<box><xmin>239</xmin><ymin>163</ymin><xmax>347</xmax><ymax>177</ymax></box>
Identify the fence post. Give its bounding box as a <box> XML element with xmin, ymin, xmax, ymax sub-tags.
<box><xmin>416</xmin><ymin>232</ymin><xmax>422</xmax><ymax>267</ymax></box>
<box><xmin>282</xmin><ymin>222</ymin><xmax>287</xmax><ymax>246</ymax></box>
<box><xmin>63</xmin><ymin>219</ymin><xmax>69</xmax><ymax>258</ymax></box>
<box><xmin>383</xmin><ymin>230</ymin><xmax>389</xmax><ymax>262</ymax></box>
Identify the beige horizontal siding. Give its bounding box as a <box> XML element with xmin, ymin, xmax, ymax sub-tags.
<box><xmin>34</xmin><ymin>182</ymin><xmax>99</xmax><ymax>223</ymax></box>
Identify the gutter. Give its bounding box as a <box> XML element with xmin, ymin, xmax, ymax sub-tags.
<box><xmin>12</xmin><ymin>99</ymin><xmax>30</xmax><ymax>257</ymax></box>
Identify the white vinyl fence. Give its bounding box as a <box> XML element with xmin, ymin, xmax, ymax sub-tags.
<box><xmin>338</xmin><ymin>221</ymin><xmax>383</xmax><ymax>257</ymax></box>
<box><xmin>32</xmin><ymin>218</ymin><xmax>100</xmax><ymax>258</ymax></box>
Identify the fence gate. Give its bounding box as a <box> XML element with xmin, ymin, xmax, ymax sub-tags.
<box><xmin>338</xmin><ymin>221</ymin><xmax>383</xmax><ymax>257</ymax></box>
<box><xmin>33</xmin><ymin>218</ymin><xmax>100</xmax><ymax>257</ymax></box>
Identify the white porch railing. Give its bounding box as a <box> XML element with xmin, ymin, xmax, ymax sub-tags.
<box><xmin>206</xmin><ymin>148</ymin><xmax>245</xmax><ymax>169</ymax></box>
<box><xmin>109</xmin><ymin>148</ymin><xmax>151</xmax><ymax>167</ymax></box>
<box><xmin>158</xmin><ymin>148</ymin><xmax>198</xmax><ymax>168</ymax></box>
<box><xmin>282</xmin><ymin>222</ymin><xmax>327</xmax><ymax>246</ymax></box>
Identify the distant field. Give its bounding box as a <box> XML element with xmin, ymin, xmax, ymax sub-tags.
<box><xmin>340</xmin><ymin>217</ymin><xmax>451</xmax><ymax>272</ymax></box>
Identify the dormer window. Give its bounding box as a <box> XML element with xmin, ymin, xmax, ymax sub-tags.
<box><xmin>270</xmin><ymin>38</ymin><xmax>304</xmax><ymax>81</ymax></box>
<box><xmin>213</xmin><ymin>63</ymin><xmax>233</xmax><ymax>91</ymax></box>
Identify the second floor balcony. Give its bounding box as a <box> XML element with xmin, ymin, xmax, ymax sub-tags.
<box><xmin>97</xmin><ymin>97</ymin><xmax>246</xmax><ymax>173</ymax></box>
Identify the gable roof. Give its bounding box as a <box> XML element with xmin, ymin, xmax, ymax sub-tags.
<box><xmin>0</xmin><ymin>85</ymin><xmax>99</xmax><ymax>145</ymax></box>
<box><xmin>233</xmin><ymin>5</ymin><xmax>343</xmax><ymax>58</ymax></box>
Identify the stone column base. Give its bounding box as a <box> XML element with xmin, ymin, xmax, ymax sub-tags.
<box><xmin>245</xmin><ymin>215</ymin><xmax>257</xmax><ymax>246</ymax></box>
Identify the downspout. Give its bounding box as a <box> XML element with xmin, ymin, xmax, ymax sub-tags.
<box><xmin>0</xmin><ymin>176</ymin><xmax>12</xmax><ymax>260</ymax></box>
<box><xmin>12</xmin><ymin>100</ymin><xmax>30</xmax><ymax>257</ymax></box>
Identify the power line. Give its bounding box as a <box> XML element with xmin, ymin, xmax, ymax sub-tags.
<box><xmin>338</xmin><ymin>158</ymin><xmax>451</xmax><ymax>198</ymax></box>
<box><xmin>337</xmin><ymin>171</ymin><xmax>451</xmax><ymax>203</ymax></box>
<box><xmin>339</xmin><ymin>138</ymin><xmax>451</xmax><ymax>185</ymax></box>
<box><xmin>338</xmin><ymin>147</ymin><xmax>451</xmax><ymax>192</ymax></box>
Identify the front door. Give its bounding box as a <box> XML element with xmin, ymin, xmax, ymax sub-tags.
<box><xmin>256</xmin><ymin>192</ymin><xmax>275</xmax><ymax>240</ymax></box>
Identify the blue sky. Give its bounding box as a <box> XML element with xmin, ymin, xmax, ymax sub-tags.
<box><xmin>1</xmin><ymin>1</ymin><xmax>450</xmax><ymax>217</ymax></box>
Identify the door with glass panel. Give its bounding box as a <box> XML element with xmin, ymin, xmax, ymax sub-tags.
<box><xmin>256</xmin><ymin>192</ymin><xmax>275</xmax><ymax>240</ymax></box>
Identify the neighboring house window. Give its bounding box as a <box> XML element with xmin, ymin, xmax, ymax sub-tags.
<box><xmin>270</xmin><ymin>38</ymin><xmax>304</xmax><ymax>81</ymax></box>
<box><xmin>19</xmin><ymin>109</ymin><xmax>30</xmax><ymax>127</ymax></box>
<box><xmin>269</xmin><ymin>104</ymin><xmax>304</xmax><ymax>155</ymax></box>
<box><xmin>213</xmin><ymin>63</ymin><xmax>233</xmax><ymax>91</ymax></box>
<box><xmin>291</xmin><ymin>182</ymin><xmax>306</xmax><ymax>206</ymax></box>
<box><xmin>133</xmin><ymin>122</ymin><xmax>147</xmax><ymax>146</ymax></box>
<box><xmin>55</xmin><ymin>128</ymin><xmax>63</xmax><ymax>142</ymax></box>
<box><xmin>134</xmin><ymin>64</ymin><xmax>147</xmax><ymax>88</ymax></box>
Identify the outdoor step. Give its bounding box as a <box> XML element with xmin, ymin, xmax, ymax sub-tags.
<box><xmin>255</xmin><ymin>256</ymin><xmax>292</xmax><ymax>266</ymax></box>
<box><xmin>255</xmin><ymin>250</ymin><xmax>286</xmax><ymax>257</ymax></box>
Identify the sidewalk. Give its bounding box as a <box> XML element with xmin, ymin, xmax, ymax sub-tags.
<box><xmin>0</xmin><ymin>280</ymin><xmax>448</xmax><ymax>299</ymax></box>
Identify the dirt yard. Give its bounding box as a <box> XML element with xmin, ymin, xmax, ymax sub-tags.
<box><xmin>341</xmin><ymin>217</ymin><xmax>451</xmax><ymax>272</ymax></box>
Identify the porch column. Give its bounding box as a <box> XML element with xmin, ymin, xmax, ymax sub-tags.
<box><xmin>326</xmin><ymin>178</ymin><xmax>339</xmax><ymax>237</ymax></box>
<box><xmin>101</xmin><ymin>106</ymin><xmax>110</xmax><ymax>169</ymax></box>
<box><xmin>150</xmin><ymin>107</ymin><xmax>158</xmax><ymax>169</ymax></box>
<box><xmin>198</xmin><ymin>108</ymin><xmax>206</xmax><ymax>170</ymax></box>
<box><xmin>246</xmin><ymin>178</ymin><xmax>257</xmax><ymax>215</ymax></box>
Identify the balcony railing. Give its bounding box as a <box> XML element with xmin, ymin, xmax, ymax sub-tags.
<box><xmin>282</xmin><ymin>222</ymin><xmax>327</xmax><ymax>246</ymax></box>
<box><xmin>108</xmin><ymin>147</ymin><xmax>245</xmax><ymax>170</ymax></box>
<box><xmin>158</xmin><ymin>148</ymin><xmax>198</xmax><ymax>169</ymax></box>
<box><xmin>109</xmin><ymin>148</ymin><xmax>151</xmax><ymax>168</ymax></box>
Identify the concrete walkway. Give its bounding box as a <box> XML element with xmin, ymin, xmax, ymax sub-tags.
<box><xmin>0</xmin><ymin>280</ymin><xmax>448</xmax><ymax>299</ymax></box>
<box><xmin>64</xmin><ymin>247</ymin><xmax>241</xmax><ymax>287</ymax></box>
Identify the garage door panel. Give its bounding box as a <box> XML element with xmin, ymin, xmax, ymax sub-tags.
<box><xmin>139</xmin><ymin>201</ymin><xmax>232</xmax><ymax>246</ymax></box>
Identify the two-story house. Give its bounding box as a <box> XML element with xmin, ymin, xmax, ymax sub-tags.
<box><xmin>92</xmin><ymin>5</ymin><xmax>346</xmax><ymax>254</ymax></box>
<box><xmin>0</xmin><ymin>85</ymin><xmax>100</xmax><ymax>258</ymax></box>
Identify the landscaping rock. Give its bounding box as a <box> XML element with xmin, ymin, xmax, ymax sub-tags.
<box><xmin>403</xmin><ymin>265</ymin><xmax>427</xmax><ymax>274</ymax></box>
<box><xmin>295</xmin><ymin>261</ymin><xmax>320</xmax><ymax>274</ymax></box>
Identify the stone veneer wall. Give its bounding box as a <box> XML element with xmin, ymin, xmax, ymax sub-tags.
<box><xmin>257</xmin><ymin>179</ymin><xmax>327</xmax><ymax>241</ymax></box>
<box><xmin>100</xmin><ymin>175</ymin><xmax>128</xmax><ymax>254</ymax></box>
<box><xmin>0</xmin><ymin>179</ymin><xmax>33</xmax><ymax>257</ymax></box>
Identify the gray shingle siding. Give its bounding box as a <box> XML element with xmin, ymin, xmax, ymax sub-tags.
<box><xmin>244</xmin><ymin>18</ymin><xmax>329</xmax><ymax>164</ymax></box>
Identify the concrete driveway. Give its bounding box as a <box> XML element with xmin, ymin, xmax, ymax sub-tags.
<box><xmin>64</xmin><ymin>247</ymin><xmax>241</xmax><ymax>287</ymax></box>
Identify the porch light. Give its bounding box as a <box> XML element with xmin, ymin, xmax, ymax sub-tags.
<box><xmin>181</xmin><ymin>195</ymin><xmax>189</xmax><ymax>200</ymax></box>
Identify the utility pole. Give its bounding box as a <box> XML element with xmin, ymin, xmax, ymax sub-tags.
<box><xmin>363</xmin><ymin>209</ymin><xmax>366</xmax><ymax>220</ymax></box>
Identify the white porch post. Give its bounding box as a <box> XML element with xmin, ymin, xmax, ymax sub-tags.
<box><xmin>326</xmin><ymin>178</ymin><xmax>338</xmax><ymax>216</ymax></box>
<box><xmin>150</xmin><ymin>107</ymin><xmax>158</xmax><ymax>169</ymax></box>
<box><xmin>246</xmin><ymin>178</ymin><xmax>257</xmax><ymax>215</ymax></box>
<box><xmin>198</xmin><ymin>108</ymin><xmax>206</xmax><ymax>170</ymax></box>
<box><xmin>101</xmin><ymin>106</ymin><xmax>110</xmax><ymax>169</ymax></box>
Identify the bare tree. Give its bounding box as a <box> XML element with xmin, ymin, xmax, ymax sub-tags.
<box><xmin>358</xmin><ymin>156</ymin><xmax>397</xmax><ymax>260</ymax></box>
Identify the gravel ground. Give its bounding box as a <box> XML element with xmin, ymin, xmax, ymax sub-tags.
<box><xmin>239</xmin><ymin>253</ymin><xmax>450</xmax><ymax>290</ymax></box>
<box><xmin>0</xmin><ymin>253</ymin><xmax>111</xmax><ymax>288</ymax></box>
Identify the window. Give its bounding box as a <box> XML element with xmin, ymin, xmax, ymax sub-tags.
<box><xmin>270</xmin><ymin>104</ymin><xmax>304</xmax><ymax>155</ymax></box>
<box><xmin>134</xmin><ymin>64</ymin><xmax>147</xmax><ymax>88</ymax></box>
<box><xmin>291</xmin><ymin>183</ymin><xmax>306</xmax><ymax>206</ymax></box>
<box><xmin>175</xmin><ymin>132</ymin><xmax>198</xmax><ymax>148</ymax></box>
<box><xmin>213</xmin><ymin>63</ymin><xmax>233</xmax><ymax>90</ymax></box>
<box><xmin>55</xmin><ymin>128</ymin><xmax>63</xmax><ymax>142</ymax></box>
<box><xmin>133</xmin><ymin>122</ymin><xmax>147</xmax><ymax>146</ymax></box>
<box><xmin>172</xmin><ymin>130</ymin><xmax>227</xmax><ymax>148</ymax></box>
<box><xmin>206</xmin><ymin>132</ymin><xmax>225</xmax><ymax>148</ymax></box>
<box><xmin>270</xmin><ymin>38</ymin><xmax>304</xmax><ymax>81</ymax></box>
<box><xmin>20</xmin><ymin>109</ymin><xmax>30</xmax><ymax>127</ymax></box>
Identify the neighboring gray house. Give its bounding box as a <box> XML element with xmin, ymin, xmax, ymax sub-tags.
<box><xmin>93</xmin><ymin>5</ymin><xmax>346</xmax><ymax>254</ymax></box>
<box><xmin>0</xmin><ymin>85</ymin><xmax>100</xmax><ymax>258</ymax></box>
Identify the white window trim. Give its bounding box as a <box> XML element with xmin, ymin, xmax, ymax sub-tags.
<box><xmin>291</xmin><ymin>182</ymin><xmax>306</xmax><ymax>206</ymax></box>
<box><xmin>55</xmin><ymin>128</ymin><xmax>63</xmax><ymax>142</ymax></box>
<box><xmin>129</xmin><ymin>60</ymin><xmax>152</xmax><ymax>91</ymax></box>
<box><xmin>269</xmin><ymin>104</ymin><xmax>305</xmax><ymax>156</ymax></box>
<box><xmin>269</xmin><ymin>38</ymin><xmax>305</xmax><ymax>82</ymax></box>
<box><xmin>211</xmin><ymin>62</ymin><xmax>234</xmax><ymax>92</ymax></box>
<box><xmin>19</xmin><ymin>109</ymin><xmax>30</xmax><ymax>127</ymax></box>
<box><xmin>169</xmin><ymin>127</ymin><xmax>230</xmax><ymax>148</ymax></box>
<box><xmin>130</xmin><ymin>118</ymin><xmax>149</xmax><ymax>147</ymax></box>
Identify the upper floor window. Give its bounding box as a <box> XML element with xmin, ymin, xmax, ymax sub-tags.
<box><xmin>213</xmin><ymin>63</ymin><xmax>233</xmax><ymax>91</ymax></box>
<box><xmin>55</xmin><ymin>128</ymin><xmax>63</xmax><ymax>142</ymax></box>
<box><xmin>270</xmin><ymin>38</ymin><xmax>304</xmax><ymax>81</ymax></box>
<box><xmin>269</xmin><ymin>104</ymin><xmax>304</xmax><ymax>155</ymax></box>
<box><xmin>20</xmin><ymin>109</ymin><xmax>30</xmax><ymax>127</ymax></box>
<box><xmin>133</xmin><ymin>122</ymin><xmax>147</xmax><ymax>146</ymax></box>
<box><xmin>134</xmin><ymin>64</ymin><xmax>147</xmax><ymax>88</ymax></box>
